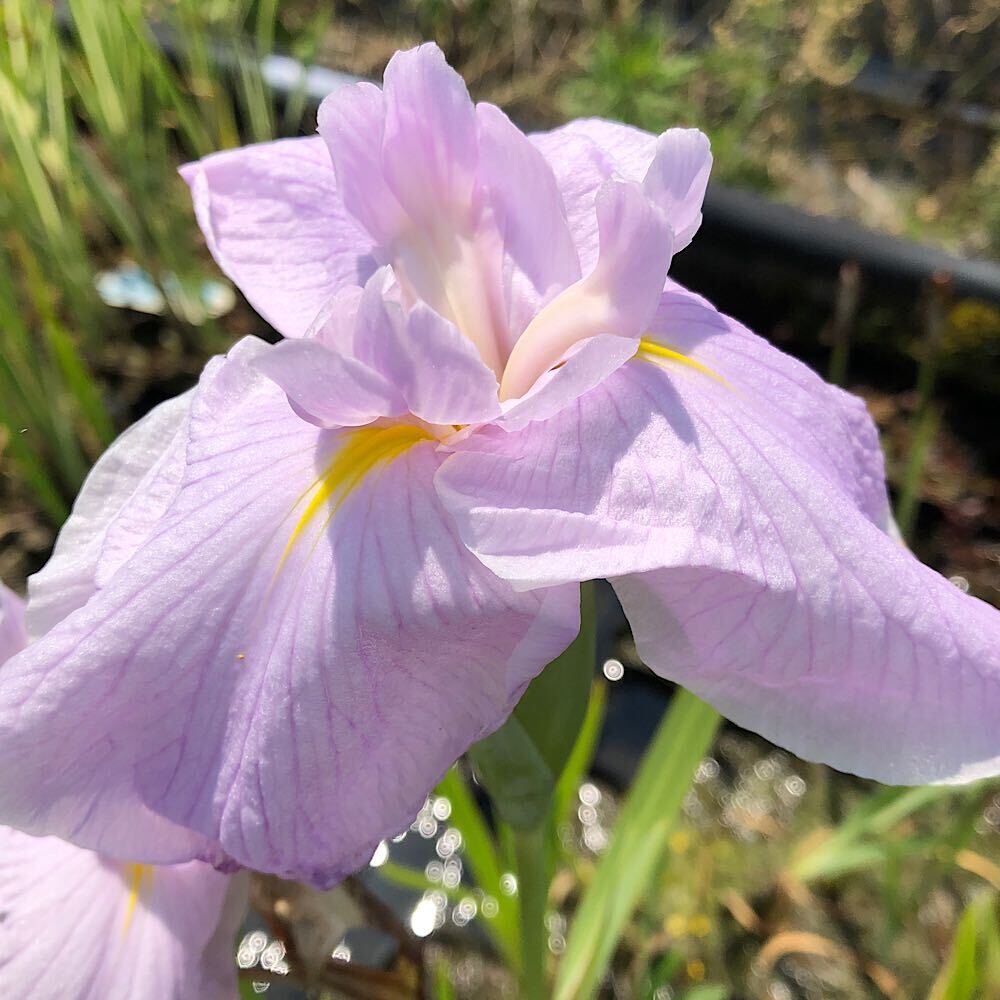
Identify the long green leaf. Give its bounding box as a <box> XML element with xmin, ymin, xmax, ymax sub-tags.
<box><xmin>554</xmin><ymin>688</ymin><xmax>721</xmax><ymax>1000</ymax></box>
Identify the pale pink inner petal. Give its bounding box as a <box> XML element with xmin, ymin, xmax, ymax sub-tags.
<box><xmin>295</xmin><ymin>271</ymin><xmax>501</xmax><ymax>427</ymax></box>
<box><xmin>380</xmin><ymin>43</ymin><xmax>479</xmax><ymax>227</ymax></box>
<box><xmin>319</xmin><ymin>45</ymin><xmax>509</xmax><ymax>377</ymax></box>
<box><xmin>531</xmin><ymin>119</ymin><xmax>659</xmax><ymax>273</ymax></box>
<box><xmin>389</xmin><ymin>218</ymin><xmax>507</xmax><ymax>378</ymax></box>
<box><xmin>498</xmin><ymin>180</ymin><xmax>673</xmax><ymax>401</ymax></box>
<box><xmin>475</xmin><ymin>102</ymin><xmax>581</xmax><ymax>352</ymax></box>
<box><xmin>319</xmin><ymin>81</ymin><xmax>405</xmax><ymax>244</ymax></box>
<box><xmin>497</xmin><ymin>334</ymin><xmax>640</xmax><ymax>431</ymax></box>
<box><xmin>252</xmin><ymin>338</ymin><xmax>406</xmax><ymax>428</ymax></box>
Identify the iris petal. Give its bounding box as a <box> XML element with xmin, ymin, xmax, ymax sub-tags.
<box><xmin>0</xmin><ymin>343</ymin><xmax>578</xmax><ymax>884</ymax></box>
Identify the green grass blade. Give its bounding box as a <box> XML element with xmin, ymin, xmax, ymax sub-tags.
<box><xmin>791</xmin><ymin>785</ymin><xmax>960</xmax><ymax>883</ymax></box>
<box><xmin>930</xmin><ymin>892</ymin><xmax>998</xmax><ymax>1000</ymax></box>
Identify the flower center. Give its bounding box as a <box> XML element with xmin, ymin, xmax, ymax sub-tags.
<box><xmin>390</xmin><ymin>219</ymin><xmax>507</xmax><ymax>380</ymax></box>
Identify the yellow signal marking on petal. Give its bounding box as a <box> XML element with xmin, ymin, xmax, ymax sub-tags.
<box><xmin>122</xmin><ymin>863</ymin><xmax>152</xmax><ymax>937</ymax></box>
<box><xmin>277</xmin><ymin>422</ymin><xmax>434</xmax><ymax>573</ymax></box>
<box><xmin>638</xmin><ymin>337</ymin><xmax>728</xmax><ymax>386</ymax></box>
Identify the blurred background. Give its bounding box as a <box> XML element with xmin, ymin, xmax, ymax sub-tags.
<box><xmin>0</xmin><ymin>2</ymin><xmax>998</xmax><ymax>998</ymax></box>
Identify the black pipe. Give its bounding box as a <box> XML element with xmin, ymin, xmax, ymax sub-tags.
<box><xmin>701</xmin><ymin>184</ymin><xmax>1000</xmax><ymax>302</ymax></box>
<box><xmin>258</xmin><ymin>49</ymin><xmax>1000</xmax><ymax>303</ymax></box>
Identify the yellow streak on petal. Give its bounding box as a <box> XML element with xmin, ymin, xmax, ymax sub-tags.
<box><xmin>277</xmin><ymin>422</ymin><xmax>434</xmax><ymax>572</ymax></box>
<box><xmin>122</xmin><ymin>863</ymin><xmax>152</xmax><ymax>937</ymax></box>
<box><xmin>638</xmin><ymin>337</ymin><xmax>729</xmax><ymax>386</ymax></box>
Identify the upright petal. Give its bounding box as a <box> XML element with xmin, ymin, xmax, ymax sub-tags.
<box><xmin>0</xmin><ymin>827</ymin><xmax>243</xmax><ymax>1000</ymax></box>
<box><xmin>316</xmin><ymin>44</ymin><xmax>480</xmax><ymax>252</ymax></box>
<box><xmin>642</xmin><ymin>129</ymin><xmax>713</xmax><ymax>251</ymax></box>
<box><xmin>317</xmin><ymin>81</ymin><xmax>406</xmax><ymax>246</ymax></box>
<box><xmin>319</xmin><ymin>47</ymin><xmax>506</xmax><ymax>376</ymax></box>
<box><xmin>531</xmin><ymin>118</ymin><xmax>659</xmax><ymax>272</ymax></box>
<box><xmin>439</xmin><ymin>324</ymin><xmax>1000</xmax><ymax>784</ymax></box>
<box><xmin>476</xmin><ymin>102</ymin><xmax>581</xmax><ymax>349</ymax></box>
<box><xmin>0</xmin><ymin>342</ymin><xmax>578</xmax><ymax>884</ymax></box>
<box><xmin>380</xmin><ymin>43</ymin><xmax>479</xmax><ymax>226</ymax></box>
<box><xmin>181</xmin><ymin>136</ymin><xmax>376</xmax><ymax>338</ymax></box>
<box><xmin>535</xmin><ymin>121</ymin><xmax>712</xmax><ymax>259</ymax></box>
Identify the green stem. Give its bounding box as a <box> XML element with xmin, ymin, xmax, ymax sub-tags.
<box><xmin>514</xmin><ymin>824</ymin><xmax>549</xmax><ymax>1000</ymax></box>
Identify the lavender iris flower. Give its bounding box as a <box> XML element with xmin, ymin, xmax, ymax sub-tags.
<box><xmin>0</xmin><ymin>44</ymin><xmax>996</xmax><ymax>889</ymax></box>
<box><xmin>0</xmin><ymin>585</ymin><xmax>245</xmax><ymax>999</ymax></box>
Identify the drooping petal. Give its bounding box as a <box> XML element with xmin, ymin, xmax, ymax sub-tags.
<box><xmin>647</xmin><ymin>285</ymin><xmax>892</xmax><ymax>529</ymax></box>
<box><xmin>439</xmin><ymin>366</ymin><xmax>694</xmax><ymax>588</ymax></box>
<box><xmin>25</xmin><ymin>392</ymin><xmax>192</xmax><ymax>640</ymax></box>
<box><xmin>0</xmin><ymin>827</ymin><xmax>244</xmax><ymax>1000</ymax></box>
<box><xmin>438</xmin><ymin>324</ymin><xmax>1000</xmax><ymax>784</ymax></box>
<box><xmin>610</xmin><ymin>376</ymin><xmax>999</xmax><ymax>784</ymax></box>
<box><xmin>0</xmin><ymin>341</ymin><xmax>579</xmax><ymax>884</ymax></box>
<box><xmin>181</xmin><ymin>136</ymin><xmax>376</xmax><ymax>338</ymax></box>
<box><xmin>498</xmin><ymin>180</ymin><xmax>672</xmax><ymax>400</ymax></box>
<box><xmin>0</xmin><ymin>584</ymin><xmax>25</xmax><ymax>662</ymax></box>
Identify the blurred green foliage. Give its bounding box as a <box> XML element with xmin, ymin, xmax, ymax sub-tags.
<box><xmin>560</xmin><ymin>13</ymin><xmax>779</xmax><ymax>191</ymax></box>
<box><xmin>0</xmin><ymin>0</ymin><xmax>325</xmax><ymax>526</ymax></box>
